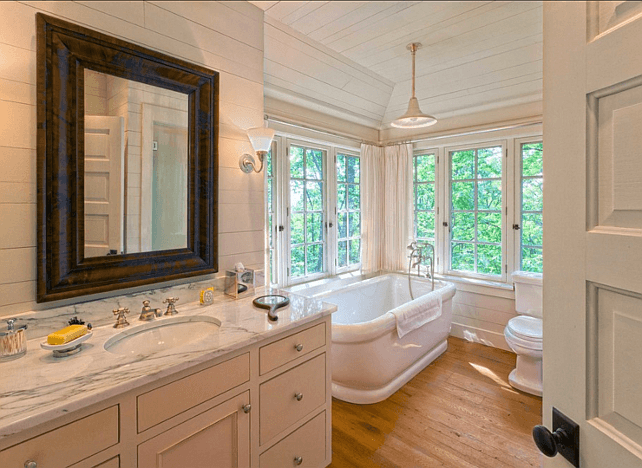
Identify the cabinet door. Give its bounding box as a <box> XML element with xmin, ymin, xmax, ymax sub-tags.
<box><xmin>138</xmin><ymin>391</ymin><xmax>250</xmax><ymax>468</ymax></box>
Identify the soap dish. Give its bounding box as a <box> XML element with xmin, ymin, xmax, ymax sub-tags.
<box><xmin>40</xmin><ymin>331</ymin><xmax>93</xmax><ymax>358</ymax></box>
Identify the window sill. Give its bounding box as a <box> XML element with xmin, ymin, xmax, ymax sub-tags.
<box><xmin>434</xmin><ymin>274</ymin><xmax>515</xmax><ymax>299</ymax></box>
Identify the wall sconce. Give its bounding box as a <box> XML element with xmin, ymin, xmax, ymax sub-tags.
<box><xmin>239</xmin><ymin>127</ymin><xmax>275</xmax><ymax>173</ymax></box>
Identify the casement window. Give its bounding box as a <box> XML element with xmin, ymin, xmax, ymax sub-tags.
<box><xmin>517</xmin><ymin>141</ymin><xmax>543</xmax><ymax>273</ymax></box>
<box><xmin>266</xmin><ymin>144</ymin><xmax>276</xmax><ymax>285</ymax></box>
<box><xmin>288</xmin><ymin>143</ymin><xmax>326</xmax><ymax>279</ymax></box>
<box><xmin>447</xmin><ymin>144</ymin><xmax>505</xmax><ymax>279</ymax></box>
<box><xmin>413</xmin><ymin>135</ymin><xmax>543</xmax><ymax>286</ymax></box>
<box><xmin>266</xmin><ymin>136</ymin><xmax>361</xmax><ymax>286</ymax></box>
<box><xmin>336</xmin><ymin>153</ymin><xmax>361</xmax><ymax>269</ymax></box>
<box><xmin>413</xmin><ymin>152</ymin><xmax>437</xmax><ymax>248</ymax></box>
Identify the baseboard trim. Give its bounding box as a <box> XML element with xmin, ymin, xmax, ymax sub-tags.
<box><xmin>450</xmin><ymin>323</ymin><xmax>511</xmax><ymax>352</ymax></box>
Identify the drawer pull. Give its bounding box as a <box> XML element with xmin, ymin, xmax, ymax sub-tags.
<box><xmin>295</xmin><ymin>343</ymin><xmax>304</xmax><ymax>352</ymax></box>
<box><xmin>242</xmin><ymin>404</ymin><xmax>252</xmax><ymax>413</ymax></box>
<box><xmin>294</xmin><ymin>456</ymin><xmax>303</xmax><ymax>465</ymax></box>
<box><xmin>25</xmin><ymin>462</ymin><xmax>37</xmax><ymax>468</ymax></box>
<box><xmin>294</xmin><ymin>392</ymin><xmax>304</xmax><ymax>401</ymax></box>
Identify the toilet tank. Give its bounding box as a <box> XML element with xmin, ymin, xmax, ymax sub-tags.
<box><xmin>512</xmin><ymin>271</ymin><xmax>543</xmax><ymax>318</ymax></box>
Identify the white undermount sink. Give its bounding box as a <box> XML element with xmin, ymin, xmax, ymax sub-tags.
<box><xmin>104</xmin><ymin>315</ymin><xmax>222</xmax><ymax>356</ymax></box>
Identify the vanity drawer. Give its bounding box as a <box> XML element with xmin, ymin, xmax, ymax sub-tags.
<box><xmin>260</xmin><ymin>411</ymin><xmax>326</xmax><ymax>468</ymax></box>
<box><xmin>137</xmin><ymin>353</ymin><xmax>249</xmax><ymax>432</ymax></box>
<box><xmin>260</xmin><ymin>322</ymin><xmax>325</xmax><ymax>375</ymax></box>
<box><xmin>0</xmin><ymin>406</ymin><xmax>118</xmax><ymax>467</ymax></box>
<box><xmin>260</xmin><ymin>353</ymin><xmax>326</xmax><ymax>444</ymax></box>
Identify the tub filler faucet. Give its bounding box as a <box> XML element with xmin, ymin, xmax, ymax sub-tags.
<box><xmin>407</xmin><ymin>241</ymin><xmax>435</xmax><ymax>297</ymax></box>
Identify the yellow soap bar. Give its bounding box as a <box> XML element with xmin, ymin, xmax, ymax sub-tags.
<box><xmin>47</xmin><ymin>325</ymin><xmax>88</xmax><ymax>345</ymax></box>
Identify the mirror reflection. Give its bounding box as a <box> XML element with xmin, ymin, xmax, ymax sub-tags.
<box><xmin>84</xmin><ymin>69</ymin><xmax>188</xmax><ymax>258</ymax></box>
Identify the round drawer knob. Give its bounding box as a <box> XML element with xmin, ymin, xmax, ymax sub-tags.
<box><xmin>295</xmin><ymin>343</ymin><xmax>304</xmax><ymax>352</ymax></box>
<box><xmin>242</xmin><ymin>404</ymin><xmax>251</xmax><ymax>413</ymax></box>
<box><xmin>25</xmin><ymin>461</ymin><xmax>38</xmax><ymax>468</ymax></box>
<box><xmin>295</xmin><ymin>392</ymin><xmax>304</xmax><ymax>401</ymax></box>
<box><xmin>294</xmin><ymin>456</ymin><xmax>303</xmax><ymax>465</ymax></box>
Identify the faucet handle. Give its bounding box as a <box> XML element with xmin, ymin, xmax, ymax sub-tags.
<box><xmin>163</xmin><ymin>297</ymin><xmax>179</xmax><ymax>316</ymax></box>
<box><xmin>113</xmin><ymin>307</ymin><xmax>129</xmax><ymax>316</ymax></box>
<box><xmin>113</xmin><ymin>307</ymin><xmax>130</xmax><ymax>328</ymax></box>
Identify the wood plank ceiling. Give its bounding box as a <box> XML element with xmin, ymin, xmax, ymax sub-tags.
<box><xmin>250</xmin><ymin>1</ymin><xmax>543</xmax><ymax>132</ymax></box>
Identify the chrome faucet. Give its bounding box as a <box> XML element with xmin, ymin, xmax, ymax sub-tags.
<box><xmin>139</xmin><ymin>300</ymin><xmax>162</xmax><ymax>321</ymax></box>
<box><xmin>163</xmin><ymin>297</ymin><xmax>179</xmax><ymax>316</ymax></box>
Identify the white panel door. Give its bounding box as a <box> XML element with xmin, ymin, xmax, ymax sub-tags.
<box><xmin>84</xmin><ymin>116</ymin><xmax>124</xmax><ymax>258</ymax></box>
<box><xmin>544</xmin><ymin>2</ymin><xmax>642</xmax><ymax>466</ymax></box>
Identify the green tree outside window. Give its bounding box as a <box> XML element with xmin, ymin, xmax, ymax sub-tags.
<box><xmin>450</xmin><ymin>146</ymin><xmax>503</xmax><ymax>276</ymax></box>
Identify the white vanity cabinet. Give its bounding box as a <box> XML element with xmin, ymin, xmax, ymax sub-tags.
<box><xmin>0</xmin><ymin>315</ymin><xmax>332</xmax><ymax>468</ymax></box>
<box><xmin>138</xmin><ymin>391</ymin><xmax>251</xmax><ymax>468</ymax></box>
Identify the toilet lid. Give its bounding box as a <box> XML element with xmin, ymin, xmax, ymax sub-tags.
<box><xmin>508</xmin><ymin>316</ymin><xmax>542</xmax><ymax>341</ymax></box>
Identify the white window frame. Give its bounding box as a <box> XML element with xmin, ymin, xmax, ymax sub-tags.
<box><xmin>513</xmin><ymin>136</ymin><xmax>544</xmax><ymax>274</ymax></box>
<box><xmin>283</xmin><ymin>138</ymin><xmax>331</xmax><ymax>285</ymax></box>
<box><xmin>443</xmin><ymin>140</ymin><xmax>509</xmax><ymax>282</ymax></box>
<box><xmin>335</xmin><ymin>148</ymin><xmax>362</xmax><ymax>274</ymax></box>
<box><xmin>268</xmin><ymin>135</ymin><xmax>361</xmax><ymax>287</ymax></box>
<box><xmin>412</xmin><ymin>148</ymin><xmax>441</xmax><ymax>268</ymax></box>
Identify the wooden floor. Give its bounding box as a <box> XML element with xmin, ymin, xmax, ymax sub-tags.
<box><xmin>328</xmin><ymin>337</ymin><xmax>542</xmax><ymax>468</ymax></box>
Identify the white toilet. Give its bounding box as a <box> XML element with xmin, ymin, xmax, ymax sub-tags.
<box><xmin>504</xmin><ymin>271</ymin><xmax>543</xmax><ymax>396</ymax></box>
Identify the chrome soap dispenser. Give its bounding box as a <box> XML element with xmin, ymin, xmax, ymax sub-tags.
<box><xmin>0</xmin><ymin>318</ymin><xmax>28</xmax><ymax>361</ymax></box>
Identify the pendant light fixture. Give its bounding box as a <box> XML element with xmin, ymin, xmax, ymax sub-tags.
<box><xmin>391</xmin><ymin>42</ymin><xmax>437</xmax><ymax>129</ymax></box>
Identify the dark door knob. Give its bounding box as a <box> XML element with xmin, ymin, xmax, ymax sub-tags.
<box><xmin>533</xmin><ymin>425</ymin><xmax>569</xmax><ymax>457</ymax></box>
<box><xmin>533</xmin><ymin>408</ymin><xmax>580</xmax><ymax>467</ymax></box>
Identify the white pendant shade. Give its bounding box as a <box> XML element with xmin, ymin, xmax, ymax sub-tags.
<box><xmin>247</xmin><ymin>127</ymin><xmax>275</xmax><ymax>152</ymax></box>
<box><xmin>391</xmin><ymin>42</ymin><xmax>437</xmax><ymax>129</ymax></box>
<box><xmin>390</xmin><ymin>97</ymin><xmax>437</xmax><ymax>128</ymax></box>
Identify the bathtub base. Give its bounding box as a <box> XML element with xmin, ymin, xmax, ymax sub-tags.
<box><xmin>332</xmin><ymin>339</ymin><xmax>448</xmax><ymax>404</ymax></box>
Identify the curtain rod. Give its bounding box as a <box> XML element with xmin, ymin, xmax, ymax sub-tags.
<box><xmin>265</xmin><ymin>115</ymin><xmax>378</xmax><ymax>146</ymax></box>
<box><xmin>266</xmin><ymin>115</ymin><xmax>542</xmax><ymax>148</ymax></box>
<box><xmin>385</xmin><ymin>120</ymin><xmax>542</xmax><ymax>146</ymax></box>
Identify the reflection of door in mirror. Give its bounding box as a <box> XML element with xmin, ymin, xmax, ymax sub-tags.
<box><xmin>152</xmin><ymin>124</ymin><xmax>188</xmax><ymax>251</ymax></box>
<box><xmin>84</xmin><ymin>116</ymin><xmax>125</xmax><ymax>258</ymax></box>
<box><xmin>141</xmin><ymin>104</ymin><xmax>188</xmax><ymax>252</ymax></box>
<box><xmin>84</xmin><ymin>69</ymin><xmax>188</xmax><ymax>257</ymax></box>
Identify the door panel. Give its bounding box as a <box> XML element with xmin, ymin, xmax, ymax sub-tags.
<box><xmin>544</xmin><ymin>2</ymin><xmax>642</xmax><ymax>465</ymax></box>
<box><xmin>84</xmin><ymin>116</ymin><xmax>124</xmax><ymax>258</ymax></box>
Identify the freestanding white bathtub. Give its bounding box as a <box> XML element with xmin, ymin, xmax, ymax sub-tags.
<box><xmin>298</xmin><ymin>273</ymin><xmax>456</xmax><ymax>404</ymax></box>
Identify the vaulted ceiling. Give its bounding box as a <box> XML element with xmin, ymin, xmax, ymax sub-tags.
<box><xmin>251</xmin><ymin>1</ymin><xmax>542</xmax><ymax>135</ymax></box>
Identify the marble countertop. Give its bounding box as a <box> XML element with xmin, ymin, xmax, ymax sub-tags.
<box><xmin>0</xmin><ymin>289</ymin><xmax>336</xmax><ymax>440</ymax></box>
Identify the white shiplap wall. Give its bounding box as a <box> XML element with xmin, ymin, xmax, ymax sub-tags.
<box><xmin>0</xmin><ymin>1</ymin><xmax>266</xmax><ymax>317</ymax></box>
<box><xmin>263</xmin><ymin>14</ymin><xmax>394</xmax><ymax>137</ymax></box>
<box><xmin>450</xmin><ymin>289</ymin><xmax>515</xmax><ymax>352</ymax></box>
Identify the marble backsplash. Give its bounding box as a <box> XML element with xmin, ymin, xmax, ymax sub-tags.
<box><xmin>7</xmin><ymin>274</ymin><xmax>264</xmax><ymax>341</ymax></box>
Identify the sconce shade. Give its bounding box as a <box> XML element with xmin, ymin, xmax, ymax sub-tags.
<box><xmin>247</xmin><ymin>127</ymin><xmax>275</xmax><ymax>153</ymax></box>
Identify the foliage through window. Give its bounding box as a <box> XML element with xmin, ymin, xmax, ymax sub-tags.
<box><xmin>336</xmin><ymin>153</ymin><xmax>361</xmax><ymax>268</ymax></box>
<box><xmin>449</xmin><ymin>146</ymin><xmax>503</xmax><ymax>277</ymax></box>
<box><xmin>520</xmin><ymin>142</ymin><xmax>543</xmax><ymax>273</ymax></box>
<box><xmin>289</xmin><ymin>144</ymin><xmax>325</xmax><ymax>279</ymax></box>
<box><xmin>413</xmin><ymin>153</ymin><xmax>436</xmax><ymax>247</ymax></box>
<box><xmin>266</xmin><ymin>147</ymin><xmax>276</xmax><ymax>284</ymax></box>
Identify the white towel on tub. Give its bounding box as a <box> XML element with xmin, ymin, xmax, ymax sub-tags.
<box><xmin>391</xmin><ymin>294</ymin><xmax>442</xmax><ymax>339</ymax></box>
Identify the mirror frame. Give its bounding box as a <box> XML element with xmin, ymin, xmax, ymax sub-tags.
<box><xmin>36</xmin><ymin>14</ymin><xmax>218</xmax><ymax>302</ymax></box>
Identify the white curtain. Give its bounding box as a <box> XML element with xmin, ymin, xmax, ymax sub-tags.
<box><xmin>360</xmin><ymin>143</ymin><xmax>385</xmax><ymax>274</ymax></box>
<box><xmin>360</xmin><ymin>142</ymin><xmax>413</xmax><ymax>274</ymax></box>
<box><xmin>382</xmin><ymin>143</ymin><xmax>413</xmax><ymax>272</ymax></box>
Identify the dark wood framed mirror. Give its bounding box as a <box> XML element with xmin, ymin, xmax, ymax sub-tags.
<box><xmin>36</xmin><ymin>13</ymin><xmax>218</xmax><ymax>302</ymax></box>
